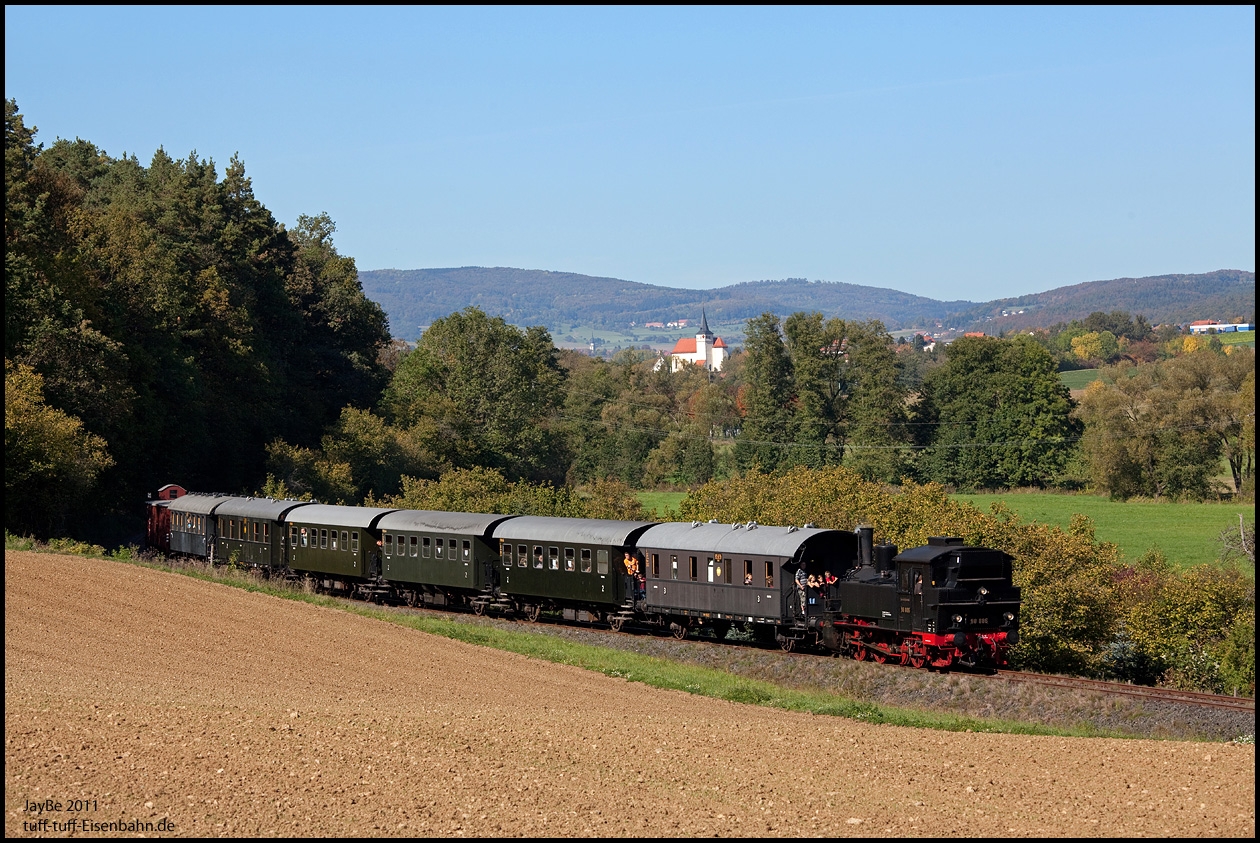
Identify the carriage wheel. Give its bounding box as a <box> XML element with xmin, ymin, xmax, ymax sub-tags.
<box><xmin>472</xmin><ymin>600</ymin><xmax>486</xmax><ymax>617</ymax></box>
<box><xmin>778</xmin><ymin>636</ymin><xmax>796</xmax><ymax>653</ymax></box>
<box><xmin>610</xmin><ymin>616</ymin><xmax>625</xmax><ymax>633</ymax></box>
<box><xmin>525</xmin><ymin>604</ymin><xmax>542</xmax><ymax>623</ymax></box>
<box><xmin>671</xmin><ymin>622</ymin><xmax>688</xmax><ymax>640</ymax></box>
<box><xmin>405</xmin><ymin>590</ymin><xmax>418</xmax><ymax>608</ymax></box>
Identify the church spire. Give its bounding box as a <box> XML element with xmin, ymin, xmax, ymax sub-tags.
<box><xmin>699</xmin><ymin>308</ymin><xmax>711</xmax><ymax>337</ymax></box>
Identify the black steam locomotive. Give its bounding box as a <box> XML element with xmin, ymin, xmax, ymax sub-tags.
<box><xmin>148</xmin><ymin>485</ymin><xmax>1020</xmax><ymax>670</ymax></box>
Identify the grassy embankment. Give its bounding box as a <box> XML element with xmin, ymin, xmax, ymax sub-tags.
<box><xmin>4</xmin><ymin>533</ymin><xmax>1129</xmax><ymax>739</ymax></box>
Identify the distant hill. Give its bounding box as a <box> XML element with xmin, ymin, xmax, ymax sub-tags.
<box><xmin>957</xmin><ymin>270</ymin><xmax>1255</xmax><ymax>333</ymax></box>
<box><xmin>359</xmin><ymin>267</ymin><xmax>1254</xmax><ymax>341</ymax></box>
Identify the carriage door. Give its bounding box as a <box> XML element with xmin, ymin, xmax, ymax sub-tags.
<box><xmin>898</xmin><ymin>565</ymin><xmax>926</xmax><ymax>631</ymax></box>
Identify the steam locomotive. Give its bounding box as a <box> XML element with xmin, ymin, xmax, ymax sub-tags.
<box><xmin>147</xmin><ymin>484</ymin><xmax>1020</xmax><ymax>670</ymax></box>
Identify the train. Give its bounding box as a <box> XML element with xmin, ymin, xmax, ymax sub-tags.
<box><xmin>147</xmin><ymin>483</ymin><xmax>1021</xmax><ymax>670</ymax></box>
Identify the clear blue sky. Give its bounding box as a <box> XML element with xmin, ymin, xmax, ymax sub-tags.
<box><xmin>5</xmin><ymin>7</ymin><xmax>1254</xmax><ymax>301</ymax></box>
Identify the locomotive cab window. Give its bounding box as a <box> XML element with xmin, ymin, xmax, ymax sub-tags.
<box><xmin>581</xmin><ymin>548</ymin><xmax>592</xmax><ymax>573</ymax></box>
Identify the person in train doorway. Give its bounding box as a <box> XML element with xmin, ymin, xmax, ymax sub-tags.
<box><xmin>624</xmin><ymin>552</ymin><xmax>645</xmax><ymax>601</ymax></box>
<box><xmin>795</xmin><ymin>565</ymin><xmax>809</xmax><ymax>617</ymax></box>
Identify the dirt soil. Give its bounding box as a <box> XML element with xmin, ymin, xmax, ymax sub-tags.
<box><xmin>5</xmin><ymin>551</ymin><xmax>1255</xmax><ymax>838</ymax></box>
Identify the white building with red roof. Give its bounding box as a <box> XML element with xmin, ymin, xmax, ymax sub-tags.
<box><xmin>667</xmin><ymin>311</ymin><xmax>728</xmax><ymax>372</ymax></box>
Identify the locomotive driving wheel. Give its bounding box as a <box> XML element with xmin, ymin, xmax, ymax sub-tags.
<box><xmin>853</xmin><ymin>643</ymin><xmax>868</xmax><ymax>661</ymax></box>
<box><xmin>525</xmin><ymin>604</ymin><xmax>542</xmax><ymax>623</ymax></box>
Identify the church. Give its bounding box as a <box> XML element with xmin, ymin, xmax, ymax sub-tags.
<box><xmin>665</xmin><ymin>311</ymin><xmax>728</xmax><ymax>372</ymax></box>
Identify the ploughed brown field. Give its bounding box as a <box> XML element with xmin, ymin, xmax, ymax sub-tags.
<box><xmin>5</xmin><ymin>551</ymin><xmax>1255</xmax><ymax>837</ymax></box>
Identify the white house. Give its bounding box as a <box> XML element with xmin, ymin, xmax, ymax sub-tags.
<box><xmin>667</xmin><ymin>311</ymin><xmax>728</xmax><ymax>372</ymax></box>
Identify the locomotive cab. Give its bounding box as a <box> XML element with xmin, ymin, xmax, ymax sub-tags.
<box><xmin>894</xmin><ymin>538</ymin><xmax>1021</xmax><ymax>652</ymax></box>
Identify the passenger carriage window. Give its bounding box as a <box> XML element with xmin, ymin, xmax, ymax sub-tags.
<box><xmin>301</xmin><ymin>528</ymin><xmax>308</xmax><ymax>547</ymax></box>
<box><xmin>463</xmin><ymin>540</ymin><xmax>471</xmax><ymax>561</ymax></box>
<box><xmin>320</xmin><ymin>529</ymin><xmax>328</xmax><ymax>549</ymax></box>
<box><xmin>254</xmin><ymin>522</ymin><xmax>261</xmax><ymax>543</ymax></box>
<box><xmin>422</xmin><ymin>537</ymin><xmax>431</xmax><ymax>558</ymax></box>
<box><xmin>690</xmin><ymin>556</ymin><xmax>698</xmax><ymax>581</ymax></box>
<box><xmin>597</xmin><ymin>549</ymin><xmax>609</xmax><ymax>574</ymax></box>
<box><xmin>341</xmin><ymin>530</ymin><xmax>348</xmax><ymax>551</ymax></box>
<box><xmin>707</xmin><ymin>558</ymin><xmax>715</xmax><ymax>583</ymax></box>
<box><xmin>671</xmin><ymin>555</ymin><xmax>678</xmax><ymax>580</ymax></box>
<box><xmin>549</xmin><ymin>547</ymin><xmax>559</xmax><ymax>570</ymax></box>
<box><xmin>351</xmin><ymin>533</ymin><xmax>359</xmax><ymax>554</ymax></box>
<box><xmin>534</xmin><ymin>546</ymin><xmax>544</xmax><ymax>569</ymax></box>
<box><xmin>518</xmin><ymin>544</ymin><xmax>527</xmax><ymax>567</ymax></box>
<box><xmin>565</xmin><ymin>548</ymin><xmax>575</xmax><ymax>571</ymax></box>
<box><xmin>384</xmin><ymin>534</ymin><xmax>393</xmax><ymax>555</ymax></box>
<box><xmin>331</xmin><ymin>530</ymin><xmax>339</xmax><ymax>551</ymax></box>
<box><xmin>722</xmin><ymin>560</ymin><xmax>730</xmax><ymax>584</ymax></box>
<box><xmin>651</xmin><ymin>554</ymin><xmax>659</xmax><ymax>578</ymax></box>
<box><xmin>264</xmin><ymin>523</ymin><xmax>271</xmax><ymax>543</ymax></box>
<box><xmin>765</xmin><ymin>561</ymin><xmax>774</xmax><ymax>587</ymax></box>
<box><xmin>501</xmin><ymin>541</ymin><xmax>513</xmax><ymax>567</ymax></box>
<box><xmin>744</xmin><ymin>560</ymin><xmax>753</xmax><ymax>585</ymax></box>
<box><xmin>410</xmin><ymin>535</ymin><xmax>418</xmax><ymax>557</ymax></box>
<box><xmin>290</xmin><ymin>526</ymin><xmax>298</xmax><ymax>547</ymax></box>
<box><xmin>438</xmin><ymin>538</ymin><xmax>447</xmax><ymax>558</ymax></box>
<box><xmin>582</xmin><ymin>549</ymin><xmax>592</xmax><ymax>573</ymax></box>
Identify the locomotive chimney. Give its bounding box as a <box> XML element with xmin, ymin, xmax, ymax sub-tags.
<box><xmin>857</xmin><ymin>524</ymin><xmax>874</xmax><ymax>568</ymax></box>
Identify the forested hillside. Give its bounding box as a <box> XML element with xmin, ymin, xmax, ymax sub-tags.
<box><xmin>5</xmin><ymin>100</ymin><xmax>389</xmax><ymax>536</ymax></box>
<box><xmin>360</xmin><ymin>266</ymin><xmax>1253</xmax><ymax>342</ymax></box>
<box><xmin>360</xmin><ymin>268</ymin><xmax>971</xmax><ymax>340</ymax></box>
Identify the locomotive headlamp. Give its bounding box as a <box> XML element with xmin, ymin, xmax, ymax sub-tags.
<box><xmin>952</xmin><ymin>614</ymin><xmax>964</xmax><ymax>625</ymax></box>
<box><xmin>978</xmin><ymin>586</ymin><xmax>989</xmax><ymax>596</ymax></box>
<box><xmin>1004</xmin><ymin>612</ymin><xmax>1015</xmax><ymax>622</ymax></box>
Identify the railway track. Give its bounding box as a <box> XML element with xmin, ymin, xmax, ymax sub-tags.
<box><xmin>994</xmin><ymin>670</ymin><xmax>1256</xmax><ymax>712</ymax></box>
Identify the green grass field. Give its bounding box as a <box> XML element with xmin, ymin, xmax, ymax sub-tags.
<box><xmin>955</xmin><ymin>492</ymin><xmax>1254</xmax><ymax>570</ymax></box>
<box><xmin>1218</xmin><ymin>330</ymin><xmax>1255</xmax><ymax>347</ymax></box>
<box><xmin>639</xmin><ymin>490</ymin><xmax>1253</xmax><ymax>570</ymax></box>
<box><xmin>1059</xmin><ymin>369</ymin><xmax>1102</xmax><ymax>390</ymax></box>
<box><xmin>637</xmin><ymin>490</ymin><xmax>688</xmax><ymax>516</ymax></box>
